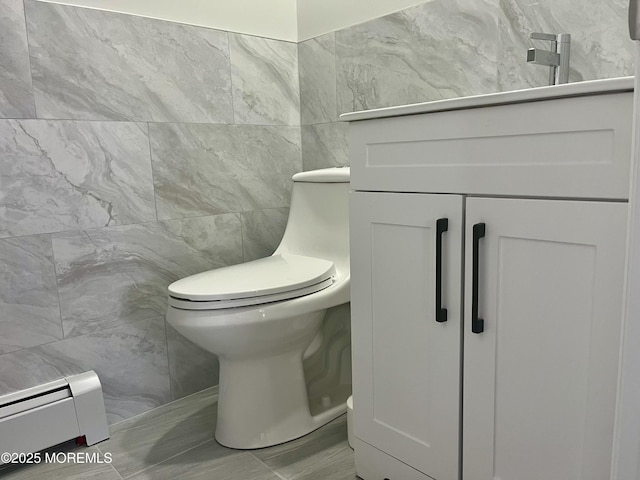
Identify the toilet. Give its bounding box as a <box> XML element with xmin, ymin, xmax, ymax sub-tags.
<box><xmin>166</xmin><ymin>167</ymin><xmax>350</xmax><ymax>449</ymax></box>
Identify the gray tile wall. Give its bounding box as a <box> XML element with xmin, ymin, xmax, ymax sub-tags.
<box><xmin>497</xmin><ymin>0</ymin><xmax>633</xmax><ymax>91</ymax></box>
<box><xmin>0</xmin><ymin>0</ymin><xmax>35</xmax><ymax>118</ymax></box>
<box><xmin>0</xmin><ymin>0</ymin><xmax>298</xmax><ymax>422</ymax></box>
<box><xmin>25</xmin><ymin>0</ymin><xmax>234</xmax><ymax>123</ymax></box>
<box><xmin>299</xmin><ymin>0</ymin><xmax>635</xmax><ymax>170</ymax></box>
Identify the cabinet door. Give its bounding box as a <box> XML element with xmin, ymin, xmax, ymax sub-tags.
<box><xmin>350</xmin><ymin>192</ymin><xmax>463</xmax><ymax>480</ymax></box>
<box><xmin>463</xmin><ymin>198</ymin><xmax>628</xmax><ymax>480</ymax></box>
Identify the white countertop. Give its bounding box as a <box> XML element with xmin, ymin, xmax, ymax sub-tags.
<box><xmin>340</xmin><ymin>76</ymin><xmax>634</xmax><ymax>122</ymax></box>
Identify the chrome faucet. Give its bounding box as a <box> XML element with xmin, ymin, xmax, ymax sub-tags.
<box><xmin>526</xmin><ymin>32</ymin><xmax>571</xmax><ymax>85</ymax></box>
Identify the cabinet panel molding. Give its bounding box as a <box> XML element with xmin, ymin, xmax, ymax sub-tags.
<box><xmin>350</xmin><ymin>192</ymin><xmax>463</xmax><ymax>480</ymax></box>
<box><xmin>463</xmin><ymin>198</ymin><xmax>628</xmax><ymax>480</ymax></box>
<box><xmin>350</xmin><ymin>93</ymin><xmax>632</xmax><ymax>200</ymax></box>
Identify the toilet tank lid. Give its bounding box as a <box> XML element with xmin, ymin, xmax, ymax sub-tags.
<box><xmin>292</xmin><ymin>167</ymin><xmax>350</xmax><ymax>183</ymax></box>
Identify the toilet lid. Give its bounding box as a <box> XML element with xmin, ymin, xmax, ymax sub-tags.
<box><xmin>168</xmin><ymin>253</ymin><xmax>336</xmax><ymax>309</ymax></box>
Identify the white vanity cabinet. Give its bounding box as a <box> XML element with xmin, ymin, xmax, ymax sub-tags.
<box><xmin>346</xmin><ymin>79</ymin><xmax>634</xmax><ymax>480</ymax></box>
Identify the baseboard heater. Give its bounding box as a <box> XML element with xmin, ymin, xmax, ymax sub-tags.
<box><xmin>0</xmin><ymin>371</ymin><xmax>109</xmax><ymax>463</ymax></box>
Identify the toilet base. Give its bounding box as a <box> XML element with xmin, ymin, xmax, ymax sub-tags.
<box><xmin>215</xmin><ymin>350</ymin><xmax>346</xmax><ymax>449</ymax></box>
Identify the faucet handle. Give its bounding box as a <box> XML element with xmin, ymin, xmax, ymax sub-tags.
<box><xmin>530</xmin><ymin>32</ymin><xmax>558</xmax><ymax>41</ymax></box>
<box><xmin>530</xmin><ymin>32</ymin><xmax>571</xmax><ymax>43</ymax></box>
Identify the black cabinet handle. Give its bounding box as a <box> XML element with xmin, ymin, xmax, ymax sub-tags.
<box><xmin>435</xmin><ymin>218</ymin><xmax>448</xmax><ymax>323</ymax></box>
<box><xmin>472</xmin><ymin>223</ymin><xmax>486</xmax><ymax>334</ymax></box>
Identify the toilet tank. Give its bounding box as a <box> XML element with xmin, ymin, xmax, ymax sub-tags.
<box><xmin>274</xmin><ymin>167</ymin><xmax>350</xmax><ymax>271</ymax></box>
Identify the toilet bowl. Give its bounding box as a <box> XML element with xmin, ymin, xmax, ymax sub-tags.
<box><xmin>166</xmin><ymin>167</ymin><xmax>350</xmax><ymax>449</ymax></box>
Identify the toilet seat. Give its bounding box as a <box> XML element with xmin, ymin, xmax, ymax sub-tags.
<box><xmin>168</xmin><ymin>253</ymin><xmax>336</xmax><ymax>310</ymax></box>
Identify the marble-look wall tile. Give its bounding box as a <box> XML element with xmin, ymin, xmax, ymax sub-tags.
<box><xmin>0</xmin><ymin>347</ymin><xmax>82</xmax><ymax>396</ymax></box>
<box><xmin>498</xmin><ymin>0</ymin><xmax>634</xmax><ymax>91</ymax></box>
<box><xmin>230</xmin><ymin>34</ymin><xmax>300</xmax><ymax>125</ymax></box>
<box><xmin>150</xmin><ymin>123</ymin><xmax>301</xmax><ymax>220</ymax></box>
<box><xmin>0</xmin><ymin>0</ymin><xmax>35</xmax><ymax>118</ymax></box>
<box><xmin>166</xmin><ymin>323</ymin><xmax>219</xmax><ymax>401</ymax></box>
<box><xmin>299</xmin><ymin>33</ymin><xmax>337</xmax><ymax>125</ymax></box>
<box><xmin>0</xmin><ymin>119</ymin><xmax>155</xmax><ymax>238</ymax></box>
<box><xmin>52</xmin><ymin>214</ymin><xmax>243</xmax><ymax>337</ymax></box>
<box><xmin>241</xmin><ymin>208</ymin><xmax>289</xmax><ymax>261</ymax></box>
<box><xmin>336</xmin><ymin>0</ymin><xmax>499</xmax><ymax>114</ymax></box>
<box><xmin>0</xmin><ymin>316</ymin><xmax>170</xmax><ymax>424</ymax></box>
<box><xmin>0</xmin><ymin>235</ymin><xmax>62</xmax><ymax>354</ymax></box>
<box><xmin>301</xmin><ymin>122</ymin><xmax>350</xmax><ymax>171</ymax></box>
<box><xmin>25</xmin><ymin>0</ymin><xmax>232</xmax><ymax>123</ymax></box>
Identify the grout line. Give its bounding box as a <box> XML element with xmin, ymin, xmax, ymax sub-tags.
<box><xmin>332</xmin><ymin>31</ymin><xmax>340</xmax><ymax>124</ymax></box>
<box><xmin>238</xmin><ymin>211</ymin><xmax>246</xmax><ymax>263</ymax></box>
<box><xmin>2</xmin><ymin>210</ymin><xmax>250</xmax><ymax>241</ymax></box>
<box><xmin>95</xmin><ymin>383</ymin><xmax>219</xmax><ymax>477</ymax></box>
<box><xmin>117</xmin><ymin>438</ymin><xmax>216</xmax><ymax>480</ymax></box>
<box><xmin>2</xmin><ymin>313</ymin><xmax>169</xmax><ymax>356</ymax></box>
<box><xmin>296</xmin><ymin>41</ymin><xmax>303</xmax><ymax>128</ymax></box>
<box><xmin>0</xmin><ymin>117</ymin><xmax>295</xmax><ymax>128</ymax></box>
<box><xmin>145</xmin><ymin>122</ymin><xmax>159</xmax><ymax>223</ymax></box>
<box><xmin>248</xmin><ymin>452</ymin><xmax>288</xmax><ymax>480</ymax></box>
<box><xmin>163</xmin><ymin>314</ymin><xmax>173</xmax><ymax>402</ymax></box>
<box><xmin>20</xmin><ymin>0</ymin><xmax>38</xmax><ymax>119</ymax></box>
<box><xmin>296</xmin><ymin>123</ymin><xmax>303</xmax><ymax>173</ymax></box>
<box><xmin>107</xmin><ymin>384</ymin><xmax>219</xmax><ymax>429</ymax></box>
<box><xmin>108</xmin><ymin>462</ymin><xmax>125</xmax><ymax>480</ymax></box>
<box><xmin>47</xmin><ymin>233</ymin><xmax>66</xmax><ymax>339</ymax></box>
<box><xmin>227</xmin><ymin>31</ymin><xmax>237</xmax><ymax>126</ymax></box>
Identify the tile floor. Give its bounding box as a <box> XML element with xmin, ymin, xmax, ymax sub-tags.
<box><xmin>0</xmin><ymin>387</ymin><xmax>356</xmax><ymax>479</ymax></box>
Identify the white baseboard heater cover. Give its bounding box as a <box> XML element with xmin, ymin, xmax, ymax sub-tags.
<box><xmin>0</xmin><ymin>371</ymin><xmax>109</xmax><ymax>462</ymax></box>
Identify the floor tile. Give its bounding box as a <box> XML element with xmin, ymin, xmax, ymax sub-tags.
<box><xmin>252</xmin><ymin>415</ymin><xmax>355</xmax><ymax>480</ymax></box>
<box><xmin>127</xmin><ymin>448</ymin><xmax>279</xmax><ymax>480</ymax></box>
<box><xmin>288</xmin><ymin>446</ymin><xmax>356</xmax><ymax>480</ymax></box>
<box><xmin>97</xmin><ymin>387</ymin><xmax>218</xmax><ymax>478</ymax></box>
<box><xmin>0</xmin><ymin>385</ymin><xmax>356</xmax><ymax>480</ymax></box>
